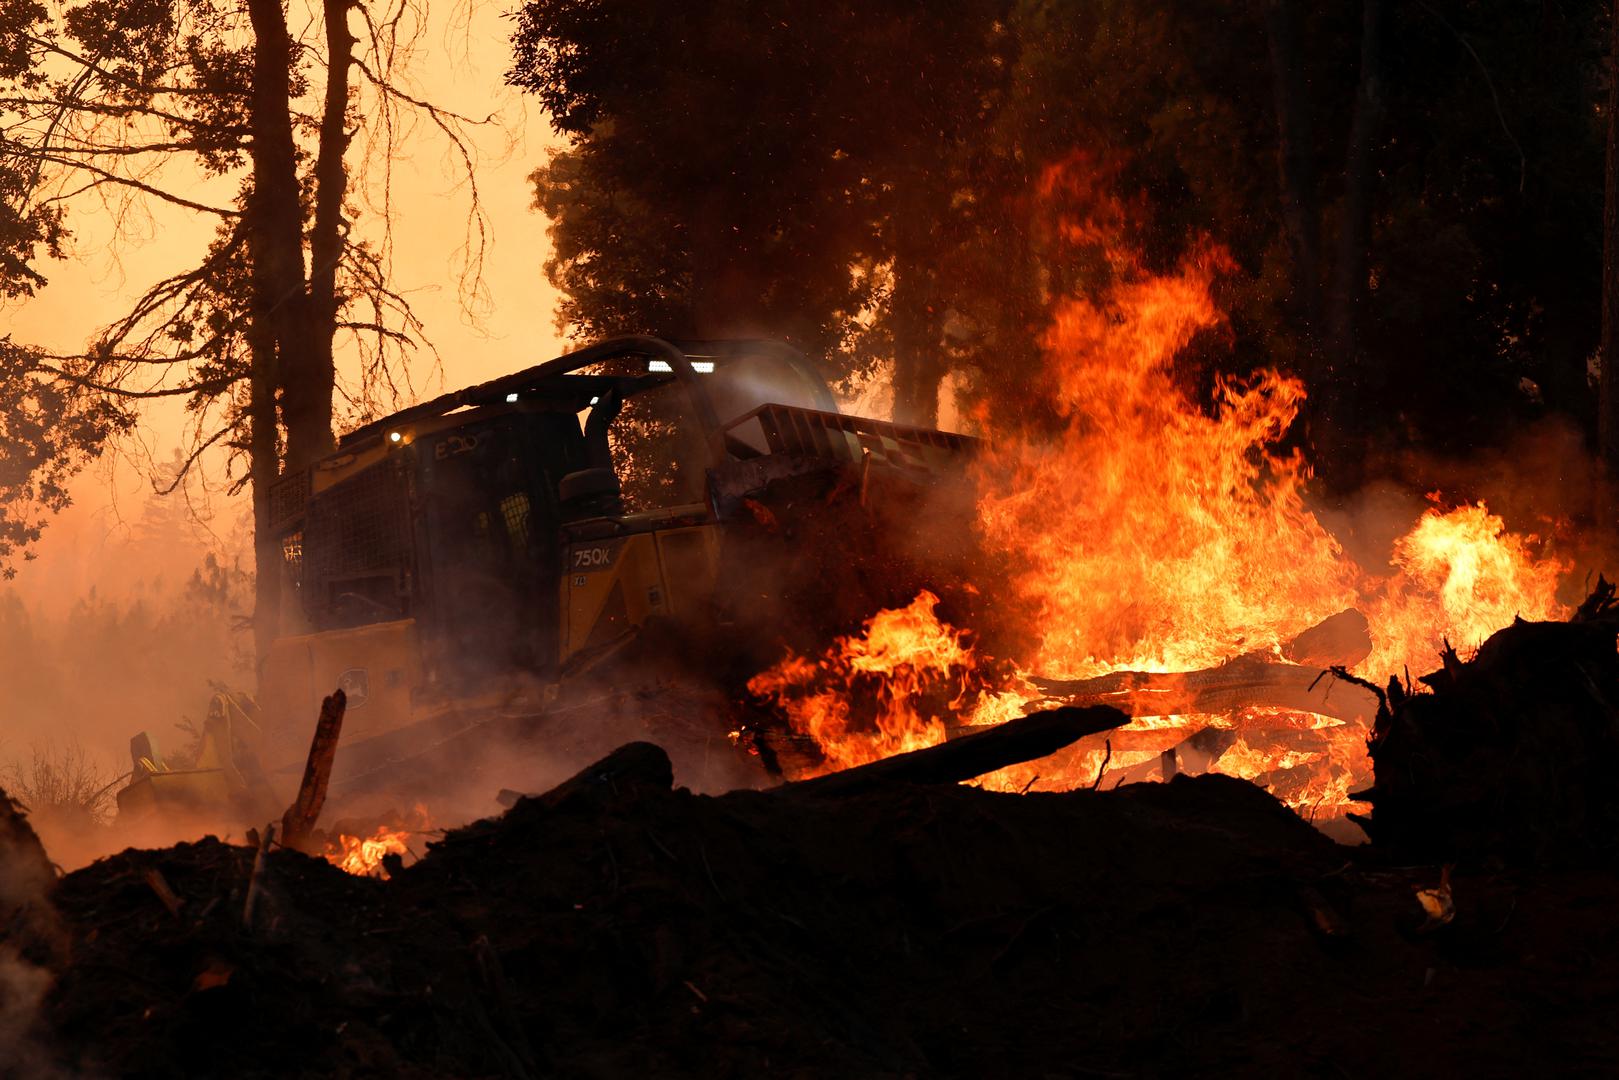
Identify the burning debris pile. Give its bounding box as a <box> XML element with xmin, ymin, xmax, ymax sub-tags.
<box><xmin>735</xmin><ymin>165</ymin><xmax>1579</xmax><ymax>832</ymax></box>
<box><xmin>14</xmin><ymin>599</ymin><xmax>1619</xmax><ymax>1078</ymax></box>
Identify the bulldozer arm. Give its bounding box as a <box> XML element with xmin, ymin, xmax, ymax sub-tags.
<box><xmin>115</xmin><ymin>689</ymin><xmax>280</xmax><ymax>827</ymax></box>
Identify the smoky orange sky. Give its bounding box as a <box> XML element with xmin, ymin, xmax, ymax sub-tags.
<box><xmin>1</xmin><ymin>1</ymin><xmax>567</xmax><ymax>613</ymax></box>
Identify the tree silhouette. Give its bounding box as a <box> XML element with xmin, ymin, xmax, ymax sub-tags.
<box><xmin>1</xmin><ymin>0</ymin><xmax>491</xmax><ymax>657</ymax></box>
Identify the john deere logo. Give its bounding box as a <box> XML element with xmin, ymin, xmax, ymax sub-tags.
<box><xmin>337</xmin><ymin>667</ymin><xmax>370</xmax><ymax>708</ymax></box>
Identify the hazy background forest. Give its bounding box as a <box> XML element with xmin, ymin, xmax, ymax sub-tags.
<box><xmin>2</xmin><ymin>0</ymin><xmax>1613</xmax><ymax>799</ymax></box>
<box><xmin>0</xmin><ymin>0</ymin><xmax>558</xmax><ymax>791</ymax></box>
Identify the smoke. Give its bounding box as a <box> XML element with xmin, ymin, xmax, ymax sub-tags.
<box><xmin>5</xmin><ymin>323</ymin><xmax>1606</xmax><ymax>879</ymax></box>
<box><xmin>0</xmin><ymin>951</ymin><xmax>58</xmax><ymax>1080</ymax></box>
<box><xmin>0</xmin><ymin>792</ymin><xmax>67</xmax><ymax>1079</ymax></box>
<box><xmin>288</xmin><ymin>657</ymin><xmax>776</xmax><ymax>867</ymax></box>
<box><xmin>1316</xmin><ymin>416</ymin><xmax>1613</xmax><ymax>608</ymax></box>
<box><xmin>0</xmin><ymin>475</ymin><xmax>253</xmax><ymax>871</ymax></box>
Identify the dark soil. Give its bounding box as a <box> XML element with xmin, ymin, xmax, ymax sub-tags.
<box><xmin>21</xmin><ymin>740</ymin><xmax>1619</xmax><ymax>1078</ymax></box>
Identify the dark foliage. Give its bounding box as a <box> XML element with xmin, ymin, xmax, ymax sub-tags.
<box><xmin>0</xmin><ymin>341</ymin><xmax>132</xmax><ymax>578</ymax></box>
<box><xmin>512</xmin><ymin>0</ymin><xmax>1607</xmax><ymax>472</ymax></box>
<box><xmin>510</xmin><ymin>0</ymin><xmax>1013</xmax><ymax>418</ymax></box>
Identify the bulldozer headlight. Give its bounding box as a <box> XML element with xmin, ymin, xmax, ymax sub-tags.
<box><xmin>647</xmin><ymin>360</ymin><xmax>714</xmax><ymax>374</ymax></box>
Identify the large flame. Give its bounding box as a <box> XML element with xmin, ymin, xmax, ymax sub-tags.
<box><xmin>748</xmin><ymin>163</ymin><xmax>1570</xmax><ymax>822</ymax></box>
<box><xmin>1364</xmin><ymin>502</ymin><xmax>1568</xmax><ymax>676</ymax></box>
<box><xmin>974</xmin><ymin>250</ymin><xmax>1356</xmax><ymax>679</ymax></box>
<box><xmin>747</xmin><ymin>591</ymin><xmax>989</xmax><ymax>774</ymax></box>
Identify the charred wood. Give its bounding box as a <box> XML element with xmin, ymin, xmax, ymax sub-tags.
<box><xmin>1283</xmin><ymin>609</ymin><xmax>1371</xmax><ymax>669</ymax></box>
<box><xmin>786</xmin><ymin>705</ymin><xmax>1126</xmax><ymax>797</ymax></box>
<box><xmin>498</xmin><ymin>741</ymin><xmax>675</xmax><ymax>813</ymax></box>
<box><xmin>280</xmin><ymin>689</ymin><xmax>346</xmax><ymax>853</ymax></box>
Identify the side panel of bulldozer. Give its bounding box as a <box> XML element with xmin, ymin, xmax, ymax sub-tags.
<box><xmin>257</xmin><ymin>618</ymin><xmax>423</xmax><ymax>766</ymax></box>
<box><xmin>559</xmin><ymin>522</ymin><xmax>723</xmax><ymax>672</ymax></box>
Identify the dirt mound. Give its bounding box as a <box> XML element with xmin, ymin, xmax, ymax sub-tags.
<box><xmin>23</xmin><ymin>740</ymin><xmax>1619</xmax><ymax>1077</ymax></box>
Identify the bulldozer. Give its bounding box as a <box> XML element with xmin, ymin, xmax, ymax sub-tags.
<box><xmin>115</xmin><ymin>336</ymin><xmax>976</xmax><ymax>827</ymax></box>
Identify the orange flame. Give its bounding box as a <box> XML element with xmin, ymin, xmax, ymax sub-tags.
<box><xmin>324</xmin><ymin>803</ymin><xmax>428</xmax><ymax>878</ymax></box>
<box><xmin>327</xmin><ymin>825</ymin><xmax>412</xmax><ymax>877</ymax></box>
<box><xmin>748</xmin><ymin>591</ymin><xmax>1001</xmax><ymax>774</ymax></box>
<box><xmin>974</xmin><ymin>252</ymin><xmax>1356</xmax><ymax>679</ymax></box>
<box><xmin>748</xmin><ymin>163</ymin><xmax>1571</xmax><ymax>823</ymax></box>
<box><xmin>1364</xmin><ymin>502</ymin><xmax>1568</xmax><ymax>676</ymax></box>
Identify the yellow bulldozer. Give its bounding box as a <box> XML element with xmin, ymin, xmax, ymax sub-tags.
<box><xmin>115</xmin><ymin>336</ymin><xmax>976</xmax><ymax>827</ymax></box>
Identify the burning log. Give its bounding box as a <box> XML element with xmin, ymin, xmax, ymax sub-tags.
<box><xmin>279</xmin><ymin>689</ymin><xmax>347</xmax><ymax>854</ymax></box>
<box><xmin>1281</xmin><ymin>609</ymin><xmax>1371</xmax><ymax>668</ymax></box>
<box><xmin>787</xmin><ymin>705</ymin><xmax>1127</xmax><ymax>796</ymax></box>
<box><xmin>1021</xmin><ymin>613</ymin><xmax>1379</xmax><ymax>802</ymax></box>
<box><xmin>1032</xmin><ymin>609</ymin><xmax>1376</xmax><ymax>723</ymax></box>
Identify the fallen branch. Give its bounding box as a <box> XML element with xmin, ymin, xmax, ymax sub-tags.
<box><xmin>786</xmin><ymin>705</ymin><xmax>1127</xmax><ymax>797</ymax></box>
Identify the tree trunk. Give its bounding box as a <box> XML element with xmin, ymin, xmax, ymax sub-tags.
<box><xmin>246</xmin><ymin>0</ymin><xmax>324</xmax><ymax>472</ymax></box>
<box><xmin>1264</xmin><ymin>0</ymin><xmax>1322</xmax><ymax>340</ymax></box>
<box><xmin>889</xmin><ymin>200</ymin><xmax>944</xmax><ymax>428</ymax></box>
<box><xmin>1328</xmin><ymin>0</ymin><xmax>1387</xmax><ymax>386</ymax></box>
<box><xmin>1600</xmin><ymin>0</ymin><xmax>1619</xmax><ymax>486</ymax></box>
<box><xmin>890</xmin><ymin>291</ymin><xmax>943</xmax><ymax>427</ymax></box>
<box><xmin>244</xmin><ymin>0</ymin><xmax>322</xmax><ymax>664</ymax></box>
<box><xmin>299</xmin><ymin>0</ymin><xmax>353</xmax><ymax>469</ymax></box>
<box><xmin>247</xmin><ymin>308</ymin><xmax>281</xmax><ymax>669</ymax></box>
